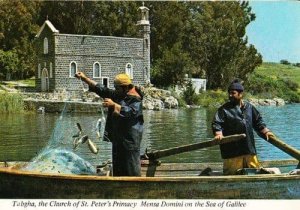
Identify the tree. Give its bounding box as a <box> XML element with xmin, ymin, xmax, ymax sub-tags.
<box><xmin>0</xmin><ymin>0</ymin><xmax>40</xmax><ymax>79</ymax></box>
<box><xmin>0</xmin><ymin>50</ymin><xmax>20</xmax><ymax>80</ymax></box>
<box><xmin>280</xmin><ymin>59</ymin><xmax>290</xmax><ymax>65</ymax></box>
<box><xmin>146</xmin><ymin>1</ymin><xmax>262</xmax><ymax>89</ymax></box>
<box><xmin>148</xmin><ymin>1</ymin><xmax>194</xmax><ymax>87</ymax></box>
<box><xmin>182</xmin><ymin>79</ymin><xmax>198</xmax><ymax>105</ymax></box>
<box><xmin>38</xmin><ymin>1</ymin><xmax>140</xmax><ymax>37</ymax></box>
<box><xmin>184</xmin><ymin>1</ymin><xmax>262</xmax><ymax>89</ymax></box>
<box><xmin>151</xmin><ymin>42</ymin><xmax>193</xmax><ymax>87</ymax></box>
<box><xmin>294</xmin><ymin>63</ymin><xmax>300</xmax><ymax>68</ymax></box>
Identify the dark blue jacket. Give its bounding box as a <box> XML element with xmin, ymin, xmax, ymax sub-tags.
<box><xmin>212</xmin><ymin>101</ymin><xmax>267</xmax><ymax>159</ymax></box>
<box><xmin>90</xmin><ymin>84</ymin><xmax>143</xmax><ymax>176</ymax></box>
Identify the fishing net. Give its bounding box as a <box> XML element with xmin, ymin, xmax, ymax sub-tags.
<box><xmin>23</xmin><ymin>148</ymin><xmax>97</xmax><ymax>174</ymax></box>
<box><xmin>22</xmin><ymin>100</ymin><xmax>108</xmax><ymax>175</ymax></box>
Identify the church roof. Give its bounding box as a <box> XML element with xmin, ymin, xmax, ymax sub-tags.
<box><xmin>36</xmin><ymin>20</ymin><xmax>59</xmax><ymax>38</ymax></box>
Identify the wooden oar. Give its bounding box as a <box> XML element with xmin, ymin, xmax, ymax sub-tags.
<box><xmin>266</xmin><ymin>135</ymin><xmax>300</xmax><ymax>161</ymax></box>
<box><xmin>144</xmin><ymin>133</ymin><xmax>246</xmax><ymax>161</ymax></box>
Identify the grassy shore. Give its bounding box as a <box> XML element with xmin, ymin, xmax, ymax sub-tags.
<box><xmin>0</xmin><ymin>92</ymin><xmax>24</xmax><ymax>113</ymax></box>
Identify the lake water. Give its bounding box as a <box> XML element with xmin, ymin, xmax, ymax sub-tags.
<box><xmin>0</xmin><ymin>104</ymin><xmax>299</xmax><ymax>166</ymax></box>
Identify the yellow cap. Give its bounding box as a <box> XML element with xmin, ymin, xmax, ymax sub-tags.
<box><xmin>114</xmin><ymin>73</ymin><xmax>132</xmax><ymax>86</ymax></box>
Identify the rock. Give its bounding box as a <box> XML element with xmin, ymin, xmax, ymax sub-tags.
<box><xmin>289</xmin><ymin>169</ymin><xmax>300</xmax><ymax>175</ymax></box>
<box><xmin>248</xmin><ymin>98</ymin><xmax>286</xmax><ymax>106</ymax></box>
<box><xmin>248</xmin><ymin>98</ymin><xmax>259</xmax><ymax>106</ymax></box>
<box><xmin>258</xmin><ymin>99</ymin><xmax>277</xmax><ymax>106</ymax></box>
<box><xmin>186</xmin><ymin>105</ymin><xmax>201</xmax><ymax>109</ymax></box>
<box><xmin>143</xmin><ymin>96</ymin><xmax>154</xmax><ymax>110</ymax></box>
<box><xmin>164</xmin><ymin>96</ymin><xmax>178</xmax><ymax>109</ymax></box>
<box><xmin>143</xmin><ymin>87</ymin><xmax>178</xmax><ymax>110</ymax></box>
<box><xmin>273</xmin><ymin>98</ymin><xmax>285</xmax><ymax>106</ymax></box>
<box><xmin>143</xmin><ymin>96</ymin><xmax>164</xmax><ymax>110</ymax></box>
<box><xmin>37</xmin><ymin>106</ymin><xmax>45</xmax><ymax>113</ymax></box>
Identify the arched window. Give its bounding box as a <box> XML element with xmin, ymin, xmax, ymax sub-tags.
<box><xmin>93</xmin><ymin>62</ymin><xmax>101</xmax><ymax>78</ymax></box>
<box><xmin>145</xmin><ymin>39</ymin><xmax>149</xmax><ymax>49</ymax></box>
<box><xmin>125</xmin><ymin>63</ymin><xmax>133</xmax><ymax>79</ymax></box>
<box><xmin>43</xmin><ymin>37</ymin><xmax>48</xmax><ymax>54</ymax></box>
<box><xmin>38</xmin><ymin>64</ymin><xmax>41</xmax><ymax>78</ymax></box>
<box><xmin>49</xmin><ymin>62</ymin><xmax>53</xmax><ymax>78</ymax></box>
<box><xmin>69</xmin><ymin>61</ymin><xmax>77</xmax><ymax>77</ymax></box>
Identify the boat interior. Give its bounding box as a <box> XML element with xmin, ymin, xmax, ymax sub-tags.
<box><xmin>1</xmin><ymin>159</ymin><xmax>299</xmax><ymax>177</ymax></box>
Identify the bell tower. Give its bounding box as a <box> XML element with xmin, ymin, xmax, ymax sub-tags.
<box><xmin>137</xmin><ymin>3</ymin><xmax>151</xmax><ymax>84</ymax></box>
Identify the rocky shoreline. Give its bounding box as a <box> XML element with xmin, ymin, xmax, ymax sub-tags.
<box><xmin>20</xmin><ymin>86</ymin><xmax>287</xmax><ymax>113</ymax></box>
<box><xmin>1</xmin><ymin>82</ymin><xmax>288</xmax><ymax>112</ymax></box>
<box><xmin>22</xmin><ymin>86</ymin><xmax>179</xmax><ymax>112</ymax></box>
<box><xmin>247</xmin><ymin>98</ymin><xmax>285</xmax><ymax>106</ymax></box>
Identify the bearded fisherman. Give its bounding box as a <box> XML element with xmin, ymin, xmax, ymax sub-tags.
<box><xmin>212</xmin><ymin>79</ymin><xmax>274</xmax><ymax>175</ymax></box>
<box><xmin>75</xmin><ymin>72</ymin><xmax>144</xmax><ymax>176</ymax></box>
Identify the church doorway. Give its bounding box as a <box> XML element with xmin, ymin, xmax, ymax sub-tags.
<box><xmin>41</xmin><ymin>68</ymin><xmax>49</xmax><ymax>92</ymax></box>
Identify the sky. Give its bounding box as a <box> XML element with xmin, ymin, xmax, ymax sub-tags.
<box><xmin>246</xmin><ymin>0</ymin><xmax>300</xmax><ymax>63</ymax></box>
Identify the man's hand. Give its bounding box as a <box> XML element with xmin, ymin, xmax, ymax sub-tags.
<box><xmin>75</xmin><ymin>72</ymin><xmax>87</xmax><ymax>80</ymax></box>
<box><xmin>214</xmin><ymin>132</ymin><xmax>224</xmax><ymax>141</ymax></box>
<box><xmin>265</xmin><ymin>131</ymin><xmax>275</xmax><ymax>141</ymax></box>
<box><xmin>103</xmin><ymin>98</ymin><xmax>121</xmax><ymax>116</ymax></box>
<box><xmin>103</xmin><ymin>98</ymin><xmax>116</xmax><ymax>108</ymax></box>
<box><xmin>75</xmin><ymin>71</ymin><xmax>97</xmax><ymax>87</ymax></box>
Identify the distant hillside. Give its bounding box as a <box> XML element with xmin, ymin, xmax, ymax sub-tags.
<box><xmin>245</xmin><ymin>62</ymin><xmax>300</xmax><ymax>102</ymax></box>
<box><xmin>254</xmin><ymin>62</ymin><xmax>300</xmax><ymax>87</ymax></box>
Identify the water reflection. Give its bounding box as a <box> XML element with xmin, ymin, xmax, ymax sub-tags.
<box><xmin>0</xmin><ymin>104</ymin><xmax>299</xmax><ymax>165</ymax></box>
<box><xmin>142</xmin><ymin>109</ymin><xmax>220</xmax><ymax>163</ymax></box>
<box><xmin>255</xmin><ymin>104</ymin><xmax>300</xmax><ymax>160</ymax></box>
<box><xmin>0</xmin><ymin>113</ymin><xmax>55</xmax><ymax>161</ymax></box>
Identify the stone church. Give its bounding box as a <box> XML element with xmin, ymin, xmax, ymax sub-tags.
<box><xmin>34</xmin><ymin>5</ymin><xmax>150</xmax><ymax>92</ymax></box>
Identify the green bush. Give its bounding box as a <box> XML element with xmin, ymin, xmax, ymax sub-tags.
<box><xmin>176</xmin><ymin>96</ymin><xmax>187</xmax><ymax>107</ymax></box>
<box><xmin>0</xmin><ymin>92</ymin><xmax>24</xmax><ymax>113</ymax></box>
<box><xmin>197</xmin><ymin>89</ymin><xmax>227</xmax><ymax>107</ymax></box>
<box><xmin>182</xmin><ymin>80</ymin><xmax>199</xmax><ymax>105</ymax></box>
<box><xmin>178</xmin><ymin>84</ymin><xmax>227</xmax><ymax>108</ymax></box>
<box><xmin>283</xmin><ymin>79</ymin><xmax>299</xmax><ymax>91</ymax></box>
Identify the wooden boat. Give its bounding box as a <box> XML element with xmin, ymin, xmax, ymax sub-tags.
<box><xmin>0</xmin><ymin>159</ymin><xmax>299</xmax><ymax>199</ymax></box>
<box><xmin>0</xmin><ymin>134</ymin><xmax>299</xmax><ymax>199</ymax></box>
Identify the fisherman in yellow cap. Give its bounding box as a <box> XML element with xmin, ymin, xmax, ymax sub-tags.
<box><xmin>75</xmin><ymin>72</ymin><xmax>144</xmax><ymax>176</ymax></box>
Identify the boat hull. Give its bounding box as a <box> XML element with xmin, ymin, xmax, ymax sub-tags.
<box><xmin>0</xmin><ymin>161</ymin><xmax>299</xmax><ymax>199</ymax></box>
